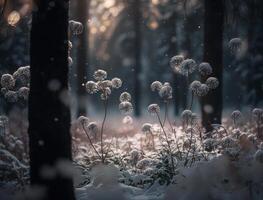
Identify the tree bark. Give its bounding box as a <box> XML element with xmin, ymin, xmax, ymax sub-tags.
<box><xmin>133</xmin><ymin>0</ymin><xmax>142</xmax><ymax>116</ymax></box>
<box><xmin>29</xmin><ymin>0</ymin><xmax>75</xmax><ymax>199</ymax></box>
<box><xmin>75</xmin><ymin>0</ymin><xmax>89</xmax><ymax>116</ymax></box>
<box><xmin>201</xmin><ymin>0</ymin><xmax>224</xmax><ymax>131</ymax></box>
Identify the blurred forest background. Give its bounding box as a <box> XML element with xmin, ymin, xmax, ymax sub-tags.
<box><xmin>0</xmin><ymin>0</ymin><xmax>262</xmax><ymax>118</ymax></box>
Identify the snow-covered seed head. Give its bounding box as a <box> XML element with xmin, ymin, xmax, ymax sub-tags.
<box><xmin>254</xmin><ymin>149</ymin><xmax>263</xmax><ymax>163</ymax></box>
<box><xmin>141</xmin><ymin>123</ymin><xmax>152</xmax><ymax>132</ymax></box>
<box><xmin>87</xmin><ymin>122</ymin><xmax>99</xmax><ymax>135</ymax></box>
<box><xmin>119</xmin><ymin>101</ymin><xmax>133</xmax><ymax>114</ymax></box>
<box><xmin>1</xmin><ymin>74</ymin><xmax>15</xmax><ymax>90</ymax></box>
<box><xmin>203</xmin><ymin>138</ymin><xmax>217</xmax><ymax>152</ymax></box>
<box><xmin>77</xmin><ymin>116</ymin><xmax>89</xmax><ymax>126</ymax></box>
<box><xmin>111</xmin><ymin>78</ymin><xmax>122</xmax><ymax>89</ymax></box>
<box><xmin>122</xmin><ymin>115</ymin><xmax>133</xmax><ymax>125</ymax></box>
<box><xmin>252</xmin><ymin>108</ymin><xmax>263</xmax><ymax>122</ymax></box>
<box><xmin>18</xmin><ymin>87</ymin><xmax>29</xmax><ymax>100</ymax></box>
<box><xmin>197</xmin><ymin>84</ymin><xmax>209</xmax><ymax>97</ymax></box>
<box><xmin>93</xmin><ymin>69</ymin><xmax>107</xmax><ymax>81</ymax></box>
<box><xmin>189</xmin><ymin>80</ymin><xmax>201</xmax><ymax>95</ymax></box>
<box><xmin>97</xmin><ymin>80</ymin><xmax>112</xmax><ymax>90</ymax></box>
<box><xmin>4</xmin><ymin>90</ymin><xmax>18</xmax><ymax>102</ymax></box>
<box><xmin>151</xmin><ymin>81</ymin><xmax>162</xmax><ymax>92</ymax></box>
<box><xmin>85</xmin><ymin>81</ymin><xmax>98</xmax><ymax>94</ymax></box>
<box><xmin>231</xmin><ymin>110</ymin><xmax>242</xmax><ymax>122</ymax></box>
<box><xmin>206</xmin><ymin>77</ymin><xmax>219</xmax><ymax>90</ymax></box>
<box><xmin>120</xmin><ymin>92</ymin><xmax>131</xmax><ymax>102</ymax></box>
<box><xmin>13</xmin><ymin>66</ymin><xmax>30</xmax><ymax>86</ymax></box>
<box><xmin>228</xmin><ymin>38</ymin><xmax>242</xmax><ymax>53</ymax></box>
<box><xmin>100</xmin><ymin>87</ymin><xmax>111</xmax><ymax>100</ymax></box>
<box><xmin>190</xmin><ymin>113</ymin><xmax>198</xmax><ymax>125</ymax></box>
<box><xmin>148</xmin><ymin>104</ymin><xmax>160</xmax><ymax>115</ymax></box>
<box><xmin>170</xmin><ymin>55</ymin><xmax>184</xmax><ymax>72</ymax></box>
<box><xmin>158</xmin><ymin>84</ymin><xmax>172</xmax><ymax>100</ymax></box>
<box><xmin>69</xmin><ymin>20</ymin><xmax>83</xmax><ymax>35</ymax></box>
<box><xmin>179</xmin><ymin>59</ymin><xmax>196</xmax><ymax>76</ymax></box>
<box><xmin>198</xmin><ymin>62</ymin><xmax>213</xmax><ymax>76</ymax></box>
<box><xmin>0</xmin><ymin>115</ymin><xmax>8</xmax><ymax>127</ymax></box>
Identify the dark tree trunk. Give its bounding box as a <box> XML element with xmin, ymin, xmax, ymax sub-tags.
<box><xmin>75</xmin><ymin>0</ymin><xmax>90</xmax><ymax>116</ymax></box>
<box><xmin>201</xmin><ymin>0</ymin><xmax>224</xmax><ymax>131</ymax></box>
<box><xmin>29</xmin><ymin>0</ymin><xmax>75</xmax><ymax>199</ymax></box>
<box><xmin>133</xmin><ymin>0</ymin><xmax>142</xmax><ymax>117</ymax></box>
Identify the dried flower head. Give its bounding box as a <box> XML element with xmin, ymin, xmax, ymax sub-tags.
<box><xmin>111</xmin><ymin>78</ymin><xmax>122</xmax><ymax>89</ymax></box>
<box><xmin>198</xmin><ymin>62</ymin><xmax>213</xmax><ymax>76</ymax></box>
<box><xmin>231</xmin><ymin>110</ymin><xmax>242</xmax><ymax>121</ymax></box>
<box><xmin>119</xmin><ymin>101</ymin><xmax>133</xmax><ymax>114</ymax></box>
<box><xmin>170</xmin><ymin>55</ymin><xmax>184</xmax><ymax>72</ymax></box>
<box><xmin>228</xmin><ymin>38</ymin><xmax>242</xmax><ymax>53</ymax></box>
<box><xmin>151</xmin><ymin>81</ymin><xmax>162</xmax><ymax>92</ymax></box>
<box><xmin>141</xmin><ymin>123</ymin><xmax>152</xmax><ymax>132</ymax></box>
<box><xmin>159</xmin><ymin>83</ymin><xmax>172</xmax><ymax>100</ymax></box>
<box><xmin>179</xmin><ymin>59</ymin><xmax>196</xmax><ymax>76</ymax></box>
<box><xmin>69</xmin><ymin>20</ymin><xmax>83</xmax><ymax>35</ymax></box>
<box><xmin>197</xmin><ymin>84</ymin><xmax>209</xmax><ymax>97</ymax></box>
<box><xmin>87</xmin><ymin>122</ymin><xmax>99</xmax><ymax>134</ymax></box>
<box><xmin>93</xmin><ymin>69</ymin><xmax>107</xmax><ymax>81</ymax></box>
<box><xmin>148</xmin><ymin>104</ymin><xmax>160</xmax><ymax>115</ymax></box>
<box><xmin>13</xmin><ymin>66</ymin><xmax>30</xmax><ymax>86</ymax></box>
<box><xmin>85</xmin><ymin>81</ymin><xmax>98</xmax><ymax>94</ymax></box>
<box><xmin>206</xmin><ymin>77</ymin><xmax>219</xmax><ymax>89</ymax></box>
<box><xmin>120</xmin><ymin>92</ymin><xmax>131</xmax><ymax>102</ymax></box>
<box><xmin>18</xmin><ymin>87</ymin><xmax>29</xmax><ymax>100</ymax></box>
<box><xmin>1</xmin><ymin>74</ymin><xmax>15</xmax><ymax>90</ymax></box>
<box><xmin>4</xmin><ymin>90</ymin><xmax>18</xmax><ymax>102</ymax></box>
<box><xmin>100</xmin><ymin>87</ymin><xmax>111</xmax><ymax>100</ymax></box>
<box><xmin>252</xmin><ymin>108</ymin><xmax>263</xmax><ymax>122</ymax></box>
<box><xmin>122</xmin><ymin>115</ymin><xmax>133</xmax><ymax>125</ymax></box>
<box><xmin>190</xmin><ymin>80</ymin><xmax>201</xmax><ymax>95</ymax></box>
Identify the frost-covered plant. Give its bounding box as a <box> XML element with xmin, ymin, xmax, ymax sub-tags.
<box><xmin>170</xmin><ymin>55</ymin><xmax>184</xmax><ymax>72</ymax></box>
<box><xmin>1</xmin><ymin>66</ymin><xmax>30</xmax><ymax>104</ymax></box>
<box><xmin>231</xmin><ymin>110</ymin><xmax>242</xmax><ymax>128</ymax></box>
<box><xmin>69</xmin><ymin>20</ymin><xmax>83</xmax><ymax>35</ymax></box>
<box><xmin>83</xmin><ymin>69</ymin><xmax>123</xmax><ymax>163</ymax></box>
<box><xmin>179</xmin><ymin>59</ymin><xmax>197</xmax><ymax>77</ymax></box>
<box><xmin>198</xmin><ymin>62</ymin><xmax>213</xmax><ymax>76</ymax></box>
<box><xmin>228</xmin><ymin>37</ymin><xmax>242</xmax><ymax>54</ymax></box>
<box><xmin>206</xmin><ymin>77</ymin><xmax>219</xmax><ymax>90</ymax></box>
<box><xmin>147</xmin><ymin>103</ymin><xmax>175</xmax><ymax>172</ymax></box>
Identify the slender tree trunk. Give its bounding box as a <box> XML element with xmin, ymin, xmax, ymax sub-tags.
<box><xmin>29</xmin><ymin>0</ymin><xmax>75</xmax><ymax>199</ymax></box>
<box><xmin>75</xmin><ymin>0</ymin><xmax>89</xmax><ymax>116</ymax></box>
<box><xmin>201</xmin><ymin>0</ymin><xmax>224</xmax><ymax>131</ymax></box>
<box><xmin>133</xmin><ymin>0</ymin><xmax>142</xmax><ymax>116</ymax></box>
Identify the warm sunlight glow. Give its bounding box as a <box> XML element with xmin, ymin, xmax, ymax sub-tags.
<box><xmin>7</xmin><ymin>11</ymin><xmax>21</xmax><ymax>26</ymax></box>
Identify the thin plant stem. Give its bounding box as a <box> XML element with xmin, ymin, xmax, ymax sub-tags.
<box><xmin>81</xmin><ymin>123</ymin><xmax>102</xmax><ymax>160</ymax></box>
<box><xmin>189</xmin><ymin>91</ymin><xmax>194</xmax><ymax>110</ymax></box>
<box><xmin>100</xmin><ymin>99</ymin><xmax>108</xmax><ymax>163</ymax></box>
<box><xmin>155</xmin><ymin>111</ymin><xmax>175</xmax><ymax>173</ymax></box>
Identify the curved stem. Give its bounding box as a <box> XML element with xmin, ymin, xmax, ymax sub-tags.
<box><xmin>163</xmin><ymin>101</ymin><xmax>168</xmax><ymax>126</ymax></box>
<box><xmin>156</xmin><ymin>111</ymin><xmax>175</xmax><ymax>173</ymax></box>
<box><xmin>100</xmin><ymin>99</ymin><xmax>108</xmax><ymax>163</ymax></box>
<box><xmin>81</xmin><ymin>123</ymin><xmax>102</xmax><ymax>160</ymax></box>
<box><xmin>189</xmin><ymin>91</ymin><xmax>194</xmax><ymax>110</ymax></box>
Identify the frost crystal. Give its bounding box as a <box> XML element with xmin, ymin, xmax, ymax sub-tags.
<box><xmin>198</xmin><ymin>62</ymin><xmax>213</xmax><ymax>76</ymax></box>
<box><xmin>151</xmin><ymin>81</ymin><xmax>162</xmax><ymax>92</ymax></box>
<box><xmin>119</xmin><ymin>101</ymin><xmax>133</xmax><ymax>114</ymax></box>
<box><xmin>93</xmin><ymin>69</ymin><xmax>107</xmax><ymax>81</ymax></box>
<box><xmin>1</xmin><ymin>74</ymin><xmax>15</xmax><ymax>89</ymax></box>
<box><xmin>206</xmin><ymin>77</ymin><xmax>219</xmax><ymax>90</ymax></box>
<box><xmin>120</xmin><ymin>92</ymin><xmax>131</xmax><ymax>102</ymax></box>
<box><xmin>148</xmin><ymin>104</ymin><xmax>160</xmax><ymax>115</ymax></box>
